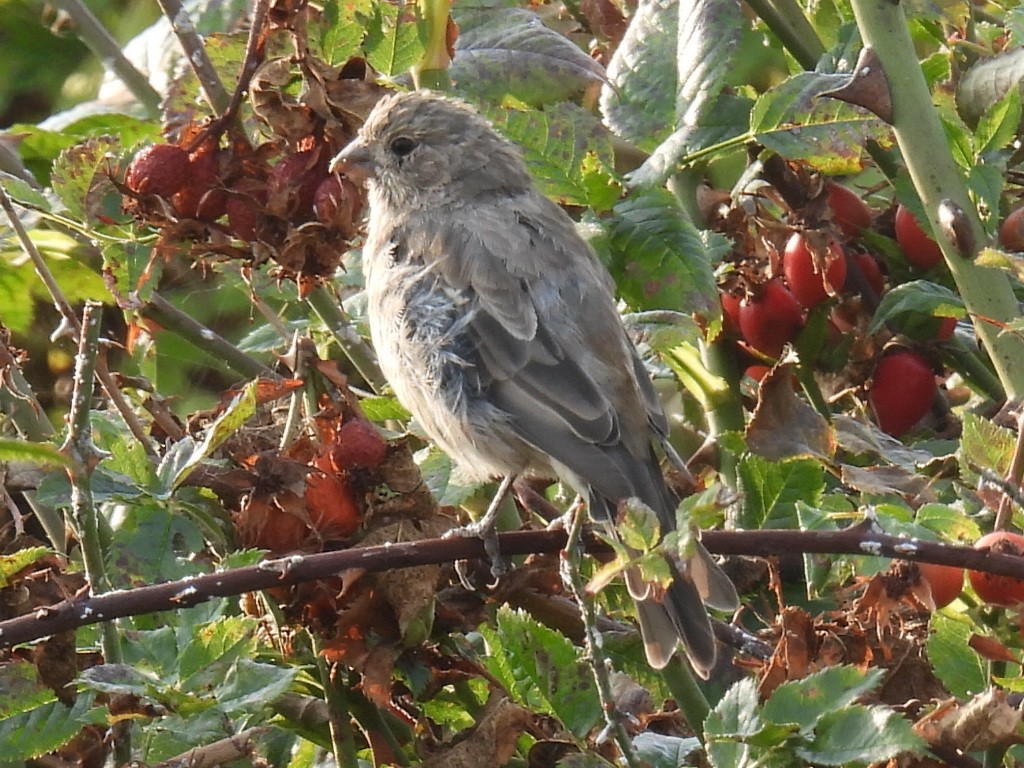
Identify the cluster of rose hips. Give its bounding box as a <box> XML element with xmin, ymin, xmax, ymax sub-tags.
<box><xmin>718</xmin><ymin>181</ymin><xmax>960</xmax><ymax>437</ymax></box>
<box><xmin>122</xmin><ymin>128</ymin><xmax>363</xmax><ymax>281</ymax></box>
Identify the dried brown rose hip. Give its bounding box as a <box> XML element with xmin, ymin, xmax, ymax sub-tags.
<box><xmin>172</xmin><ymin>140</ymin><xmax>226</xmax><ymax>220</ymax></box>
<box><xmin>314</xmin><ymin>175</ymin><xmax>363</xmax><ymax>229</ymax></box>
<box><xmin>125</xmin><ymin>144</ymin><xmax>191</xmax><ymax>197</ymax></box>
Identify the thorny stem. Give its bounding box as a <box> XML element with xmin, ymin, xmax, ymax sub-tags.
<box><xmin>144</xmin><ymin>293</ymin><xmax>278</xmax><ymax>380</ymax></box>
<box><xmin>47</xmin><ymin>0</ymin><xmax>162</xmax><ymax>115</ymax></box>
<box><xmin>63</xmin><ymin>304</ymin><xmax>130</xmax><ymax>762</ymax></box>
<box><xmin>155</xmin><ymin>0</ymin><xmax>232</xmax><ymax>115</ymax></box>
<box><xmin>850</xmin><ymin>0</ymin><xmax>1024</xmax><ymax>399</ymax></box>
<box><xmin>0</xmin><ymin>185</ymin><xmax>157</xmax><ymax>457</ymax></box>
<box><xmin>660</xmin><ymin>657</ymin><xmax>710</xmax><ymax>739</ymax></box>
<box><xmin>560</xmin><ymin>506</ymin><xmax>643</xmax><ymax>766</ymax></box>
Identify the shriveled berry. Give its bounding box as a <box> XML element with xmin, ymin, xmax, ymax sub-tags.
<box><xmin>331</xmin><ymin>420</ymin><xmax>387</xmax><ymax>470</ymax></box>
<box><xmin>999</xmin><ymin>207</ymin><xmax>1024</xmax><ymax>251</ymax></box>
<box><xmin>226</xmin><ymin>197</ymin><xmax>261</xmax><ymax>241</ymax></box>
<box><xmin>314</xmin><ymin>175</ymin><xmax>364</xmax><ymax>230</ymax></box>
<box><xmin>126</xmin><ymin>144</ymin><xmax>191</xmax><ymax>197</ymax></box>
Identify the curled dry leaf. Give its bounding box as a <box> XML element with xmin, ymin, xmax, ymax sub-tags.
<box><xmin>914</xmin><ymin>688</ymin><xmax>1023</xmax><ymax>752</ymax></box>
<box><xmin>746</xmin><ymin>363</ymin><xmax>836</xmax><ymax>461</ymax></box>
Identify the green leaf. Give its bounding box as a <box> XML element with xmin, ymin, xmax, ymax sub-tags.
<box><xmin>623</xmin><ymin>0</ymin><xmax>747</xmax><ymax>184</ymax></box>
<box><xmin>606</xmin><ymin>188</ymin><xmax>719</xmax><ymax>317</ymax></box>
<box><xmin>358</xmin><ymin>395</ymin><xmax>410</xmax><ymax>422</ymax></box>
<box><xmin>0</xmin><ymin>546</ymin><xmax>49</xmax><ymax>587</ymax></box>
<box><xmin>866</xmin><ymin>280</ymin><xmax>965</xmax><ymax>336</ymax></box>
<box><xmin>0</xmin><ymin>661</ymin><xmax>55</xmax><ymax>718</ymax></box>
<box><xmin>796</xmin><ymin>704</ymin><xmax>924</xmax><ymax>766</ymax></box>
<box><xmin>81</xmin><ymin>664</ymin><xmax>161</xmax><ymax>698</ymax></box>
<box><xmin>316</xmin><ymin>0</ymin><xmax>366</xmax><ymax>65</ymax></box>
<box><xmin>451</xmin><ymin>6</ymin><xmax>605</xmax><ymax>107</ymax></box>
<box><xmin>956</xmin><ymin>47</ymin><xmax>1024</xmax><ymax>128</ymax></box>
<box><xmin>156</xmin><ymin>381</ymin><xmax>259</xmax><ymax>493</ymax></box>
<box><xmin>0</xmin><ymin>438</ymin><xmax>70</xmax><ymax>468</ymax></box>
<box><xmin>50</xmin><ymin>136</ymin><xmax>120</xmax><ymax>220</ymax></box>
<box><xmin>632</xmin><ymin>732</ymin><xmax>702</xmax><ymax>768</ymax></box>
<box><xmin>762</xmin><ymin>666</ymin><xmax>884</xmax><ymax>731</ymax></box>
<box><xmin>927</xmin><ymin>614</ymin><xmax>988</xmax><ymax>699</ymax></box>
<box><xmin>178</xmin><ymin>615</ymin><xmax>258</xmax><ymax>683</ymax></box>
<box><xmin>0</xmin><ymin>694</ymin><xmax>99</xmax><ymax>760</ymax></box>
<box><xmin>479</xmin><ymin>607</ymin><xmax>601</xmax><ymax>739</ymax></box>
<box><xmin>975</xmin><ymin>86</ymin><xmax>1021</xmax><ymax>160</ymax></box>
<box><xmin>363</xmin><ymin>2</ymin><xmax>426</xmax><ymax>77</ymax></box>
<box><xmin>960</xmin><ymin>412</ymin><xmax>1016</xmax><ymax>485</ymax></box>
<box><xmin>415</xmin><ymin>445</ymin><xmax>480</xmax><ymax>507</ymax></box>
<box><xmin>705</xmin><ymin>676</ymin><xmax>765</xmax><ymax>768</ymax></box>
<box><xmin>735</xmin><ymin>456</ymin><xmax>825</xmax><ymax>529</ymax></box>
<box><xmin>483</xmin><ymin>103</ymin><xmax>619</xmax><ymax>210</ymax></box>
<box><xmin>213</xmin><ymin>658</ymin><xmax>297</xmax><ymax>713</ymax></box>
<box><xmin>599</xmin><ymin>0</ymin><xmax>677</xmax><ymax>151</ymax></box>
<box><xmin>107</xmin><ymin>499</ymin><xmax>208</xmax><ymax>583</ymax></box>
<box><xmin>616</xmin><ymin>498</ymin><xmax>661</xmax><ymax>551</ymax></box>
<box><xmin>0</xmin><ymin>173</ymin><xmax>50</xmax><ymax>211</ymax></box>
<box><xmin>752</xmin><ymin>72</ymin><xmax>895</xmax><ymax>174</ymax></box>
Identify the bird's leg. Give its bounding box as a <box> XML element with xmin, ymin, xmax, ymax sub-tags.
<box><xmin>447</xmin><ymin>474</ymin><xmax>516</xmax><ymax>585</ymax></box>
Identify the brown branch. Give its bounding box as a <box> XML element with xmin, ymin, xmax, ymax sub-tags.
<box><xmin>4</xmin><ymin>520</ymin><xmax>1024</xmax><ymax>648</ymax></box>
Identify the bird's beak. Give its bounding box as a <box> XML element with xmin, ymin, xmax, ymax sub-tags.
<box><xmin>330</xmin><ymin>140</ymin><xmax>377</xmax><ymax>186</ymax></box>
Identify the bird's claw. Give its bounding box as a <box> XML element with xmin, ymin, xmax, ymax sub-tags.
<box><xmin>444</xmin><ymin>519</ymin><xmax>508</xmax><ymax>588</ymax></box>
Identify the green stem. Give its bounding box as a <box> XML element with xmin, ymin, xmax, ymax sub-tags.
<box><xmin>699</xmin><ymin>340</ymin><xmax>745</xmax><ymax>488</ymax></box>
<box><xmin>305</xmin><ymin>286</ymin><xmax>386</xmax><ymax>392</ymax></box>
<box><xmin>661</xmin><ymin>657</ymin><xmax>710</xmax><ymax>739</ymax></box>
<box><xmin>744</xmin><ymin>0</ymin><xmax>825</xmax><ymax>71</ymax></box>
<box><xmin>144</xmin><ymin>294</ymin><xmax>277</xmax><ymax>381</ymax></box>
<box><xmin>940</xmin><ymin>334</ymin><xmax>1004</xmax><ymax>403</ymax></box>
<box><xmin>414</xmin><ymin>0</ymin><xmax>452</xmax><ymax>90</ymax></box>
<box><xmin>312</xmin><ymin>639</ymin><xmax>360</xmax><ymax>768</ymax></box>
<box><xmin>849</xmin><ymin>0</ymin><xmax>1024</xmax><ymax>399</ymax></box>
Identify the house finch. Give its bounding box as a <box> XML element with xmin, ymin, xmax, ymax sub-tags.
<box><xmin>331</xmin><ymin>91</ymin><xmax>737</xmax><ymax>677</ymax></box>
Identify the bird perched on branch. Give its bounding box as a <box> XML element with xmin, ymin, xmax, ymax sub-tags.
<box><xmin>331</xmin><ymin>90</ymin><xmax>737</xmax><ymax>677</ymax></box>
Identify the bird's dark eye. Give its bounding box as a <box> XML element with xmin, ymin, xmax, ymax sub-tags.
<box><xmin>389</xmin><ymin>137</ymin><xmax>417</xmax><ymax>158</ymax></box>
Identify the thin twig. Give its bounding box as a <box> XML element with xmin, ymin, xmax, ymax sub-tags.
<box><xmin>47</xmin><ymin>0</ymin><xmax>162</xmax><ymax>115</ymax></box>
<box><xmin>560</xmin><ymin>506</ymin><xmax>643</xmax><ymax>767</ymax></box>
<box><xmin>154</xmin><ymin>0</ymin><xmax>232</xmax><ymax>115</ymax></box>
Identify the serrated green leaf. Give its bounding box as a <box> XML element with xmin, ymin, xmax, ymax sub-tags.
<box><xmin>213</xmin><ymin>658</ymin><xmax>297</xmax><ymax>713</ymax></box>
<box><xmin>363</xmin><ymin>2</ymin><xmax>426</xmax><ymax>76</ymax></box>
<box><xmin>0</xmin><ymin>438</ymin><xmax>70</xmax><ymax>468</ymax></box>
<box><xmin>317</xmin><ymin>0</ymin><xmax>366</xmax><ymax>65</ymax></box>
<box><xmin>866</xmin><ymin>280</ymin><xmax>965</xmax><ymax>336</ymax></box>
<box><xmin>927</xmin><ymin>614</ymin><xmax>988</xmax><ymax>699</ymax></box>
<box><xmin>178</xmin><ymin>616</ymin><xmax>258</xmax><ymax>684</ymax></box>
<box><xmin>50</xmin><ymin>136</ymin><xmax>120</xmax><ymax>220</ymax></box>
<box><xmin>600</xmin><ymin>0</ymin><xmax>677</xmax><ymax>151</ymax></box>
<box><xmin>706</xmin><ymin>676</ymin><xmax>764</xmax><ymax>768</ymax></box>
<box><xmin>0</xmin><ymin>693</ymin><xmax>98</xmax><ymax>760</ymax></box>
<box><xmin>960</xmin><ymin>412</ymin><xmax>1016</xmax><ymax>485</ymax></box>
<box><xmin>796</xmin><ymin>703</ymin><xmax>924</xmax><ymax>766</ymax></box>
<box><xmin>752</xmin><ymin>72</ymin><xmax>895</xmax><ymax>174</ymax></box>
<box><xmin>483</xmin><ymin>103</ymin><xmax>619</xmax><ymax>209</ymax></box>
<box><xmin>735</xmin><ymin>456</ymin><xmax>824</xmax><ymax>529</ymax></box>
<box><xmin>632</xmin><ymin>732</ymin><xmax>702</xmax><ymax>768</ymax></box>
<box><xmin>616</xmin><ymin>498</ymin><xmax>661</xmax><ymax>551</ymax></box>
<box><xmin>762</xmin><ymin>666</ymin><xmax>884</xmax><ymax>731</ymax></box>
<box><xmin>622</xmin><ymin>0</ymin><xmax>747</xmax><ymax>184</ymax></box>
<box><xmin>80</xmin><ymin>664</ymin><xmax>161</xmax><ymax>698</ymax></box>
<box><xmin>0</xmin><ymin>173</ymin><xmax>50</xmax><ymax>211</ymax></box>
<box><xmin>606</xmin><ymin>188</ymin><xmax>718</xmax><ymax>317</ymax></box>
<box><xmin>106</xmin><ymin>499</ymin><xmax>208</xmax><ymax>583</ymax></box>
<box><xmin>479</xmin><ymin>607</ymin><xmax>601</xmax><ymax>739</ymax></box>
<box><xmin>975</xmin><ymin>87</ymin><xmax>1021</xmax><ymax>159</ymax></box>
<box><xmin>451</xmin><ymin>6</ymin><xmax>605</xmax><ymax>107</ymax></box>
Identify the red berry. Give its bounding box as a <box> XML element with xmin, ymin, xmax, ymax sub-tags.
<box><xmin>895</xmin><ymin>204</ymin><xmax>943</xmax><ymax>270</ymax></box>
<box><xmin>867</xmin><ymin>350</ymin><xmax>935</xmax><ymax>436</ymax></box>
<box><xmin>172</xmin><ymin>141</ymin><xmax>225</xmax><ymax>220</ymax></box>
<box><xmin>826</xmin><ymin>182</ymin><xmax>872</xmax><ymax>239</ymax></box>
<box><xmin>738</xmin><ymin>279</ymin><xmax>804</xmax><ymax>358</ymax></box>
<box><xmin>330</xmin><ymin>420</ymin><xmax>387</xmax><ymax>470</ymax></box>
<box><xmin>968</xmin><ymin>531</ymin><xmax>1024</xmax><ymax>607</ymax></box>
<box><xmin>783</xmin><ymin>232</ymin><xmax>847</xmax><ymax>308</ymax></box>
<box><xmin>744</xmin><ymin>364</ymin><xmax>771</xmax><ymax>382</ymax></box>
<box><xmin>999</xmin><ymin>207</ymin><xmax>1024</xmax><ymax>251</ymax></box>
<box><xmin>125</xmin><ymin>144</ymin><xmax>191</xmax><ymax>197</ymax></box>
<box><xmin>853</xmin><ymin>251</ymin><xmax>885</xmax><ymax>296</ymax></box>
<box><xmin>918</xmin><ymin>561</ymin><xmax>964</xmax><ymax>609</ymax></box>
<box><xmin>936</xmin><ymin>316</ymin><xmax>956</xmax><ymax>341</ymax></box>
<box><xmin>306</xmin><ymin>455</ymin><xmax>361</xmax><ymax>539</ymax></box>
